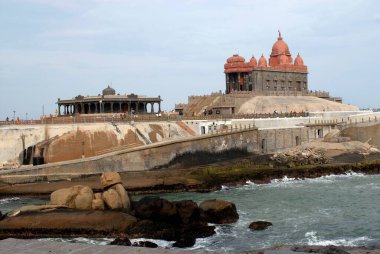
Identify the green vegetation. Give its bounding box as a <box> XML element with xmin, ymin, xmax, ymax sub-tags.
<box><xmin>189</xmin><ymin>159</ymin><xmax>380</xmax><ymax>190</ymax></box>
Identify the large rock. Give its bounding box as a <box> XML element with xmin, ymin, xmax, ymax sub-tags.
<box><xmin>133</xmin><ymin>196</ymin><xmax>177</xmax><ymax>221</ymax></box>
<box><xmin>50</xmin><ymin>185</ymin><xmax>93</xmax><ymax>210</ymax></box>
<box><xmin>102</xmin><ymin>184</ymin><xmax>131</xmax><ymax>211</ymax></box>
<box><xmin>113</xmin><ymin>184</ymin><xmax>131</xmax><ymax>211</ymax></box>
<box><xmin>133</xmin><ymin>241</ymin><xmax>158</xmax><ymax>248</ymax></box>
<box><xmin>0</xmin><ymin>210</ymin><xmax>137</xmax><ymax>234</ymax></box>
<box><xmin>199</xmin><ymin>199</ymin><xmax>239</xmax><ymax>224</ymax></box>
<box><xmin>92</xmin><ymin>193</ymin><xmax>105</xmax><ymax>210</ymax></box>
<box><xmin>100</xmin><ymin>172</ymin><xmax>122</xmax><ymax>189</ymax></box>
<box><xmin>173</xmin><ymin>236</ymin><xmax>196</xmax><ymax>248</ymax></box>
<box><xmin>127</xmin><ymin>219</ymin><xmax>215</xmax><ymax>242</ymax></box>
<box><xmin>249</xmin><ymin>221</ymin><xmax>272</xmax><ymax>231</ymax></box>
<box><xmin>102</xmin><ymin>189</ymin><xmax>122</xmax><ymax>209</ymax></box>
<box><xmin>74</xmin><ymin>186</ymin><xmax>94</xmax><ymax>210</ymax></box>
<box><xmin>174</xmin><ymin>200</ymin><xmax>200</xmax><ymax>224</ymax></box>
<box><xmin>109</xmin><ymin>237</ymin><xmax>131</xmax><ymax>246</ymax></box>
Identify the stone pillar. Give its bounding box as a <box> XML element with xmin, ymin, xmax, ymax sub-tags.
<box><xmin>58</xmin><ymin>105</ymin><xmax>61</xmax><ymax>116</ymax></box>
<box><xmin>158</xmin><ymin>102</ymin><xmax>161</xmax><ymax>113</ymax></box>
<box><xmin>143</xmin><ymin>102</ymin><xmax>147</xmax><ymax>114</ymax></box>
<box><xmin>64</xmin><ymin>105</ymin><xmax>67</xmax><ymax>115</ymax></box>
<box><xmin>151</xmin><ymin>103</ymin><xmax>154</xmax><ymax>114</ymax></box>
<box><xmin>88</xmin><ymin>103</ymin><xmax>91</xmax><ymax>114</ymax></box>
<box><xmin>119</xmin><ymin>102</ymin><xmax>122</xmax><ymax>113</ymax></box>
<box><xmin>136</xmin><ymin>102</ymin><xmax>139</xmax><ymax>114</ymax></box>
<box><xmin>128</xmin><ymin>102</ymin><xmax>131</xmax><ymax>114</ymax></box>
<box><xmin>111</xmin><ymin>102</ymin><xmax>114</xmax><ymax>113</ymax></box>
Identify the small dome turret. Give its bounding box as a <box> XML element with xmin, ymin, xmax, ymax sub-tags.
<box><xmin>258</xmin><ymin>54</ymin><xmax>268</xmax><ymax>67</ymax></box>
<box><xmin>102</xmin><ymin>85</ymin><xmax>116</xmax><ymax>96</ymax></box>
<box><xmin>248</xmin><ymin>56</ymin><xmax>257</xmax><ymax>67</ymax></box>
<box><xmin>294</xmin><ymin>53</ymin><xmax>304</xmax><ymax>66</ymax></box>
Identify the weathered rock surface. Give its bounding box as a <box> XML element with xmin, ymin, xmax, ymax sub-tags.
<box><xmin>50</xmin><ymin>185</ymin><xmax>94</xmax><ymax>210</ymax></box>
<box><xmin>133</xmin><ymin>196</ymin><xmax>177</xmax><ymax>221</ymax></box>
<box><xmin>102</xmin><ymin>188</ymin><xmax>123</xmax><ymax>209</ymax></box>
<box><xmin>112</xmin><ymin>183</ymin><xmax>131</xmax><ymax>211</ymax></box>
<box><xmin>109</xmin><ymin>237</ymin><xmax>131</xmax><ymax>246</ymax></box>
<box><xmin>270</xmin><ymin>147</ymin><xmax>328</xmax><ymax>167</ymax></box>
<box><xmin>7</xmin><ymin>205</ymin><xmax>68</xmax><ymax>217</ymax></box>
<box><xmin>173</xmin><ymin>236</ymin><xmax>196</xmax><ymax>248</ymax></box>
<box><xmin>133</xmin><ymin>241</ymin><xmax>158</xmax><ymax>248</ymax></box>
<box><xmin>100</xmin><ymin>172</ymin><xmax>122</xmax><ymax>189</ymax></box>
<box><xmin>0</xmin><ymin>210</ymin><xmax>137</xmax><ymax>233</ymax></box>
<box><xmin>199</xmin><ymin>199</ymin><xmax>239</xmax><ymax>224</ymax></box>
<box><xmin>249</xmin><ymin>221</ymin><xmax>273</xmax><ymax>231</ymax></box>
<box><xmin>174</xmin><ymin>200</ymin><xmax>199</xmax><ymax>224</ymax></box>
<box><xmin>91</xmin><ymin>193</ymin><xmax>105</xmax><ymax>210</ymax></box>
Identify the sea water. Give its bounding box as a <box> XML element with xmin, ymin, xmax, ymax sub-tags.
<box><xmin>1</xmin><ymin>172</ymin><xmax>379</xmax><ymax>252</ymax></box>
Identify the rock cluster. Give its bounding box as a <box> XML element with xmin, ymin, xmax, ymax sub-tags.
<box><xmin>270</xmin><ymin>147</ymin><xmax>328</xmax><ymax>167</ymax></box>
<box><xmin>50</xmin><ymin>172</ymin><xmax>131</xmax><ymax>211</ymax></box>
<box><xmin>1</xmin><ymin>171</ymin><xmax>239</xmax><ymax>249</ymax></box>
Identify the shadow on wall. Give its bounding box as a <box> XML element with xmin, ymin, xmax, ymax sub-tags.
<box><xmin>340</xmin><ymin>123</ymin><xmax>380</xmax><ymax>149</ymax></box>
<box><xmin>157</xmin><ymin>148</ymin><xmax>251</xmax><ymax>169</ymax></box>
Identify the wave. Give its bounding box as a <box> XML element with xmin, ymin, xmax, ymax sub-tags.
<box><xmin>0</xmin><ymin>197</ymin><xmax>20</xmax><ymax>205</ymax></box>
<box><xmin>305</xmin><ymin>231</ymin><xmax>372</xmax><ymax>246</ymax></box>
<box><xmin>243</xmin><ymin>171</ymin><xmax>368</xmax><ymax>189</ymax></box>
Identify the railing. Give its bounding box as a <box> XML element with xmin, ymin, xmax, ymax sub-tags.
<box><xmin>0</xmin><ymin>112</ymin><xmax>309</xmax><ymax>126</ymax></box>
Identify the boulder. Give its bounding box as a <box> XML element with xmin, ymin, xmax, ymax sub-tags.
<box><xmin>102</xmin><ymin>189</ymin><xmax>122</xmax><ymax>209</ymax></box>
<box><xmin>100</xmin><ymin>172</ymin><xmax>122</xmax><ymax>189</ymax></box>
<box><xmin>92</xmin><ymin>199</ymin><xmax>105</xmax><ymax>210</ymax></box>
<box><xmin>173</xmin><ymin>236</ymin><xmax>196</xmax><ymax>248</ymax></box>
<box><xmin>0</xmin><ymin>210</ymin><xmax>138</xmax><ymax>234</ymax></box>
<box><xmin>249</xmin><ymin>221</ymin><xmax>272</xmax><ymax>231</ymax></box>
<box><xmin>174</xmin><ymin>200</ymin><xmax>200</xmax><ymax>224</ymax></box>
<box><xmin>109</xmin><ymin>237</ymin><xmax>131</xmax><ymax>246</ymax></box>
<box><xmin>133</xmin><ymin>196</ymin><xmax>177</xmax><ymax>221</ymax></box>
<box><xmin>92</xmin><ymin>198</ymin><xmax>105</xmax><ymax>210</ymax></box>
<box><xmin>112</xmin><ymin>184</ymin><xmax>131</xmax><ymax>211</ymax></box>
<box><xmin>50</xmin><ymin>185</ymin><xmax>93</xmax><ymax>210</ymax></box>
<box><xmin>74</xmin><ymin>186</ymin><xmax>94</xmax><ymax>210</ymax></box>
<box><xmin>199</xmin><ymin>199</ymin><xmax>239</xmax><ymax>224</ymax></box>
<box><xmin>133</xmin><ymin>241</ymin><xmax>158</xmax><ymax>248</ymax></box>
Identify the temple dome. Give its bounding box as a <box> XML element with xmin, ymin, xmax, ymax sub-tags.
<box><xmin>271</xmin><ymin>31</ymin><xmax>291</xmax><ymax>56</ymax></box>
<box><xmin>226</xmin><ymin>54</ymin><xmax>245</xmax><ymax>63</ymax></box>
<box><xmin>258</xmin><ymin>54</ymin><xmax>268</xmax><ymax>67</ymax></box>
<box><xmin>248</xmin><ymin>56</ymin><xmax>257</xmax><ymax>67</ymax></box>
<box><xmin>102</xmin><ymin>85</ymin><xmax>116</xmax><ymax>96</ymax></box>
<box><xmin>294</xmin><ymin>53</ymin><xmax>304</xmax><ymax>66</ymax></box>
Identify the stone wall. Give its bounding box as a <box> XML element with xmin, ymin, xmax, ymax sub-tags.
<box><xmin>253</xmin><ymin>69</ymin><xmax>307</xmax><ymax>93</ymax></box>
<box><xmin>1</xmin><ymin>126</ymin><xmax>314</xmax><ymax>179</ymax></box>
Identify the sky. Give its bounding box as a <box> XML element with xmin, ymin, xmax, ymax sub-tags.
<box><xmin>0</xmin><ymin>0</ymin><xmax>379</xmax><ymax>120</ymax></box>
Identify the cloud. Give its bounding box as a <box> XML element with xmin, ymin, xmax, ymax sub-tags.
<box><xmin>0</xmin><ymin>0</ymin><xmax>379</xmax><ymax>119</ymax></box>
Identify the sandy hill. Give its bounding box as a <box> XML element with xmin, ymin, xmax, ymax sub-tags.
<box><xmin>237</xmin><ymin>96</ymin><xmax>358</xmax><ymax>114</ymax></box>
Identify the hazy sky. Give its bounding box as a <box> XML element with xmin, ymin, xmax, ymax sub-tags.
<box><xmin>0</xmin><ymin>0</ymin><xmax>379</xmax><ymax>119</ymax></box>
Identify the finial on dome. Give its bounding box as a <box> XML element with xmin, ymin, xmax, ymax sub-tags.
<box><xmin>278</xmin><ymin>30</ymin><xmax>282</xmax><ymax>40</ymax></box>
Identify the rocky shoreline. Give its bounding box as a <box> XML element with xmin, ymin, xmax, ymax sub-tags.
<box><xmin>1</xmin><ymin>153</ymin><xmax>380</xmax><ymax>197</ymax></box>
<box><xmin>0</xmin><ymin>172</ymin><xmax>240</xmax><ymax>248</ymax></box>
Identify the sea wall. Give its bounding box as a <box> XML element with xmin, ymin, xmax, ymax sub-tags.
<box><xmin>0</xmin><ymin>126</ymin><xmax>315</xmax><ymax>181</ymax></box>
<box><xmin>0</xmin><ymin>122</ymin><xmax>193</xmax><ymax>166</ymax></box>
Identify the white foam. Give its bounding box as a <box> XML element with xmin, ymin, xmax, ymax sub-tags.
<box><xmin>0</xmin><ymin>197</ymin><xmax>20</xmax><ymax>205</ymax></box>
<box><xmin>131</xmin><ymin>238</ymin><xmax>174</xmax><ymax>248</ymax></box>
<box><xmin>305</xmin><ymin>231</ymin><xmax>372</xmax><ymax>246</ymax></box>
<box><xmin>39</xmin><ymin>237</ymin><xmax>113</xmax><ymax>245</ymax></box>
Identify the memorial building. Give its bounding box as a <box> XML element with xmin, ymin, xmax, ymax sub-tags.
<box><xmin>57</xmin><ymin>86</ymin><xmax>162</xmax><ymax>116</ymax></box>
<box><xmin>224</xmin><ymin>31</ymin><xmax>308</xmax><ymax>94</ymax></box>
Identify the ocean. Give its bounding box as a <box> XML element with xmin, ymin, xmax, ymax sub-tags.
<box><xmin>1</xmin><ymin>172</ymin><xmax>379</xmax><ymax>252</ymax></box>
